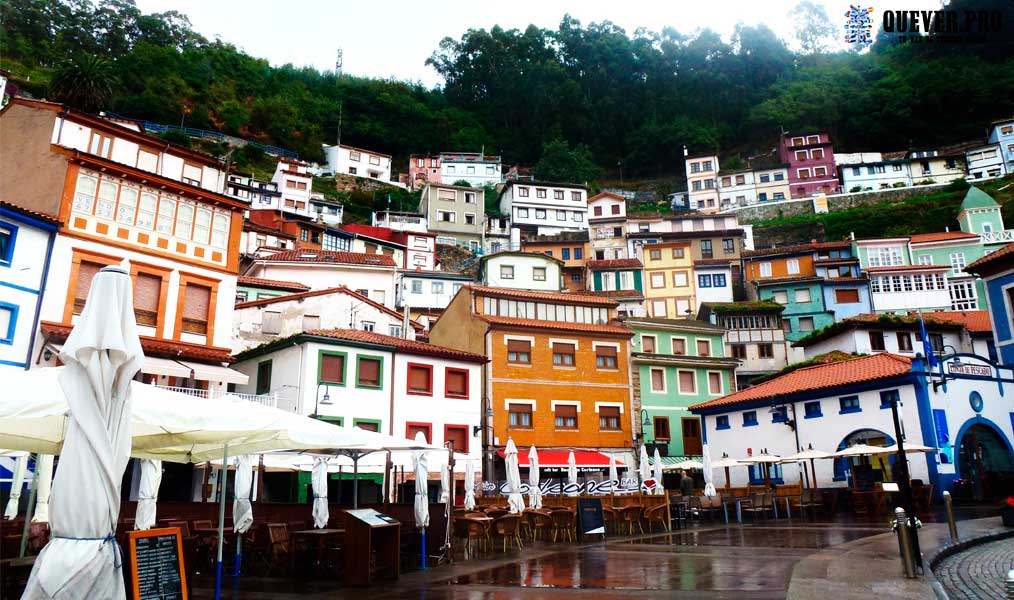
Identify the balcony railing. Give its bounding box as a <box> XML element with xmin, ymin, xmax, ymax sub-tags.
<box><xmin>981</xmin><ymin>230</ymin><xmax>1014</xmax><ymax>244</ymax></box>
<box><xmin>154</xmin><ymin>385</ymin><xmax>277</xmax><ymax>408</ymax></box>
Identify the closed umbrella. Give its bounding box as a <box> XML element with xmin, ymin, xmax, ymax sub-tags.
<box><xmin>31</xmin><ymin>455</ymin><xmax>55</xmax><ymax>523</ymax></box>
<box><xmin>608</xmin><ymin>455</ymin><xmax>620</xmax><ymax>493</ymax></box>
<box><xmin>412</xmin><ymin>432</ymin><xmax>429</xmax><ymax>569</ymax></box>
<box><xmin>4</xmin><ymin>453</ymin><xmax>28</xmax><ymax>519</ymax></box>
<box><xmin>134</xmin><ymin>459</ymin><xmax>161</xmax><ymax>530</ymax></box>
<box><xmin>439</xmin><ymin>463</ymin><xmax>449</xmax><ymax>504</ymax></box>
<box><xmin>528</xmin><ymin>446</ymin><xmax>542</xmax><ymax>509</ymax></box>
<box><xmin>639</xmin><ymin>445</ymin><xmax>650</xmax><ymax>492</ymax></box>
<box><xmin>702</xmin><ymin>445</ymin><xmax>716</xmax><ymax>497</ymax></box>
<box><xmin>652</xmin><ymin>449</ymin><xmax>664</xmax><ymax>495</ymax></box>
<box><xmin>24</xmin><ymin>266</ymin><xmax>142</xmax><ymax>600</ymax></box>
<box><xmin>567</xmin><ymin>450</ymin><xmax>578</xmax><ymax>496</ymax></box>
<box><xmin>311</xmin><ymin>456</ymin><xmax>329</xmax><ymax>528</ymax></box>
<box><xmin>504</xmin><ymin>439</ymin><xmax>524</xmax><ymax>513</ymax></box>
<box><xmin>463</xmin><ymin>460</ymin><xmax>476</xmax><ymax>510</ymax></box>
<box><xmin>232</xmin><ymin>455</ymin><xmax>254</xmax><ymax>577</ymax></box>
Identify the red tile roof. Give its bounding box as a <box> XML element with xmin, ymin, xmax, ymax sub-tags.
<box><xmin>967</xmin><ymin>243</ymin><xmax>1014</xmax><ymax>274</ymax></box>
<box><xmin>237</xmin><ymin>276</ymin><xmax>310</xmax><ymax>292</ymax></box>
<box><xmin>908</xmin><ymin>232</ymin><xmax>980</xmax><ymax>244</ymax></box>
<box><xmin>257</xmin><ymin>249</ymin><xmax>396</xmax><ymax>267</ymax></box>
<box><xmin>586</xmin><ymin>258</ymin><xmax>643</xmax><ymax>269</ymax></box>
<box><xmin>478</xmin><ymin>315</ymin><xmax>632</xmax><ymax>336</ymax></box>
<box><xmin>849</xmin><ymin>310</ymin><xmax>992</xmax><ymax>334</ymax></box>
<box><xmin>303</xmin><ymin>328</ymin><xmax>487</xmax><ymax>363</ymax></box>
<box><xmin>742</xmin><ymin>240</ymin><xmax>850</xmax><ymax>258</ymax></box>
<box><xmin>0</xmin><ymin>200</ymin><xmax>62</xmax><ymax>226</ymax></box>
<box><xmin>40</xmin><ymin>321</ymin><xmax>234</xmax><ymax>363</ymax></box>
<box><xmin>585</xmin><ymin>290</ymin><xmax>645</xmax><ymax>299</ymax></box>
<box><xmin>865</xmin><ymin>264</ymin><xmax>947</xmax><ymax>273</ymax></box>
<box><xmin>242</xmin><ymin>220</ymin><xmax>297</xmax><ymax>239</ymax></box>
<box><xmin>468</xmin><ymin>285</ymin><xmax>618</xmax><ymax>307</ymax></box>
<box><xmin>690</xmin><ymin>353</ymin><xmax>912</xmax><ymax>411</ymax></box>
<box><xmin>340</xmin><ymin>223</ymin><xmax>433</xmax><ymax>246</ymax></box>
<box><xmin>235</xmin><ymin>286</ymin><xmax>424</xmax><ymax>331</ymax></box>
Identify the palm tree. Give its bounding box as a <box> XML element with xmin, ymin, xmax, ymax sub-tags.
<box><xmin>49</xmin><ymin>55</ymin><xmax>120</xmax><ymax>113</ymax></box>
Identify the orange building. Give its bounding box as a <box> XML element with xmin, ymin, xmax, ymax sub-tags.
<box><xmin>429</xmin><ymin>285</ymin><xmax>634</xmax><ymax>476</ymax></box>
<box><xmin>520</xmin><ymin>232</ymin><xmax>590</xmax><ymax>292</ymax></box>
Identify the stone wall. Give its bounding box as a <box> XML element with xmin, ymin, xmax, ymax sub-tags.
<box><xmin>728</xmin><ymin>182</ymin><xmax>952</xmax><ymax>223</ymax></box>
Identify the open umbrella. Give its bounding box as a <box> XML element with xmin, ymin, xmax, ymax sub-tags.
<box><xmin>884</xmin><ymin>443</ymin><xmax>936</xmax><ymax>453</ymax></box>
<box><xmin>4</xmin><ymin>453</ymin><xmax>28</xmax><ymax>519</ymax></box>
<box><xmin>739</xmin><ymin>451</ymin><xmax>781</xmax><ymax>489</ymax></box>
<box><xmin>567</xmin><ymin>450</ymin><xmax>578</xmax><ymax>496</ymax></box>
<box><xmin>24</xmin><ymin>266</ymin><xmax>142</xmax><ymax>600</ymax></box>
<box><xmin>463</xmin><ymin>460</ymin><xmax>476</xmax><ymax>510</ymax></box>
<box><xmin>639</xmin><ymin>445</ymin><xmax>650</xmax><ymax>491</ymax></box>
<box><xmin>311</xmin><ymin>456</ymin><xmax>329</xmax><ymax>528</ymax></box>
<box><xmin>702</xmin><ymin>445</ymin><xmax>716</xmax><ymax>497</ymax></box>
<box><xmin>608</xmin><ymin>455</ymin><xmax>620</xmax><ymax>493</ymax></box>
<box><xmin>671</xmin><ymin>459</ymin><xmax>704</xmax><ymax>470</ymax></box>
<box><xmin>528</xmin><ymin>446</ymin><xmax>542</xmax><ymax>509</ymax></box>
<box><xmin>412</xmin><ymin>431</ymin><xmax>429</xmax><ymax>569</ymax></box>
<box><xmin>779</xmin><ymin>447</ymin><xmax>831</xmax><ymax>489</ymax></box>
<box><xmin>31</xmin><ymin>455</ymin><xmax>54</xmax><ymax>524</ymax></box>
<box><xmin>831</xmin><ymin>444</ymin><xmax>891</xmax><ymax>458</ymax></box>
<box><xmin>711</xmin><ymin>453</ymin><xmax>741</xmax><ymax>489</ymax></box>
<box><xmin>134</xmin><ymin>459</ymin><xmax>161</xmax><ymax>530</ymax></box>
<box><xmin>504</xmin><ymin>439</ymin><xmax>525</xmax><ymax>513</ymax></box>
<box><xmin>652</xmin><ymin>449</ymin><xmax>664</xmax><ymax>495</ymax></box>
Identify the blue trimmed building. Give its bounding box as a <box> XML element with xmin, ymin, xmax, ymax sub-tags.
<box><xmin>0</xmin><ymin>202</ymin><xmax>59</xmax><ymax>370</ymax></box>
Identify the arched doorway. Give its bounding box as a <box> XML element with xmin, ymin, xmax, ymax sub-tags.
<box><xmin>834</xmin><ymin>429</ymin><xmax>894</xmax><ymax>489</ymax></box>
<box><xmin>958</xmin><ymin>423</ymin><xmax>1014</xmax><ymax>500</ymax></box>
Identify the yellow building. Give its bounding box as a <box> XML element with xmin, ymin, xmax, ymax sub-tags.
<box><xmin>643</xmin><ymin>242</ymin><xmax>696</xmax><ymax>318</ymax></box>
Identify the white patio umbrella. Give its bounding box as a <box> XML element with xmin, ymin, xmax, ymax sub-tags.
<box><xmin>702</xmin><ymin>445</ymin><xmax>716</xmax><ymax>497</ymax></box>
<box><xmin>134</xmin><ymin>459</ymin><xmax>162</xmax><ymax>530</ymax></box>
<box><xmin>31</xmin><ymin>455</ymin><xmax>54</xmax><ymax>523</ymax></box>
<box><xmin>711</xmin><ymin>453</ymin><xmax>743</xmax><ymax>489</ymax></box>
<box><xmin>831</xmin><ymin>444</ymin><xmax>892</xmax><ymax>458</ymax></box>
<box><xmin>779</xmin><ymin>447</ymin><xmax>832</xmax><ymax>489</ymax></box>
<box><xmin>439</xmin><ymin>463</ymin><xmax>449</xmax><ymax>504</ymax></box>
<box><xmin>639</xmin><ymin>445</ymin><xmax>650</xmax><ymax>491</ymax></box>
<box><xmin>4</xmin><ymin>453</ymin><xmax>28</xmax><ymax>519</ymax></box>
<box><xmin>652</xmin><ymin>448</ymin><xmax>664</xmax><ymax>495</ymax></box>
<box><xmin>463</xmin><ymin>460</ymin><xmax>476</xmax><ymax>510</ymax></box>
<box><xmin>24</xmin><ymin>266</ymin><xmax>142</xmax><ymax>600</ymax></box>
<box><xmin>608</xmin><ymin>455</ymin><xmax>620</xmax><ymax>493</ymax></box>
<box><xmin>884</xmin><ymin>443</ymin><xmax>936</xmax><ymax>453</ymax></box>
<box><xmin>504</xmin><ymin>438</ymin><xmax>525</xmax><ymax>513</ymax></box>
<box><xmin>231</xmin><ymin>454</ymin><xmax>254</xmax><ymax>578</ymax></box>
<box><xmin>311</xmin><ymin>456</ymin><xmax>329</xmax><ymax>528</ymax></box>
<box><xmin>567</xmin><ymin>450</ymin><xmax>578</xmax><ymax>496</ymax></box>
<box><xmin>739</xmin><ymin>451</ymin><xmax>781</xmax><ymax>488</ymax></box>
<box><xmin>671</xmin><ymin>459</ymin><xmax>704</xmax><ymax>470</ymax></box>
<box><xmin>412</xmin><ymin>431</ymin><xmax>430</xmax><ymax>569</ymax></box>
<box><xmin>528</xmin><ymin>446</ymin><xmax>542</xmax><ymax>509</ymax></box>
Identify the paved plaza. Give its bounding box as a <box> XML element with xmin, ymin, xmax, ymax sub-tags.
<box><xmin>936</xmin><ymin>536</ymin><xmax>1014</xmax><ymax>600</ymax></box>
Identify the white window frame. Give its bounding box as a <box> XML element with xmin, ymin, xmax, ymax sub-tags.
<box><xmin>676</xmin><ymin>369</ymin><xmax>697</xmax><ymax>395</ymax></box>
<box><xmin>649</xmin><ymin>367</ymin><xmax>667</xmax><ymax>393</ymax></box>
<box><xmin>707</xmin><ymin>370</ymin><xmax>724</xmax><ymax>396</ymax></box>
<box><xmin>786</xmin><ymin>258</ymin><xmax>800</xmax><ymax>275</ymax></box>
<box><xmin>760</xmin><ymin>262</ymin><xmax>772</xmax><ymax>277</ymax></box>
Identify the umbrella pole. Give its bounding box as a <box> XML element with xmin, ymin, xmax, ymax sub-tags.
<box><xmin>214</xmin><ymin>443</ymin><xmax>229</xmax><ymax>600</ymax></box>
<box><xmin>18</xmin><ymin>454</ymin><xmax>40</xmax><ymax>558</ymax></box>
<box><xmin>724</xmin><ymin>467</ymin><xmax>730</xmax><ymax>490</ymax></box>
<box><xmin>353</xmin><ymin>454</ymin><xmax>360</xmax><ymax>510</ymax></box>
<box><xmin>421</xmin><ymin>529</ymin><xmax>426</xmax><ymax>570</ymax></box>
<box><xmin>810</xmin><ymin>459</ymin><xmax>818</xmax><ymax>489</ymax></box>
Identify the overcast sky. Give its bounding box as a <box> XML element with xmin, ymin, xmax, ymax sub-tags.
<box><xmin>135</xmin><ymin>0</ymin><xmax>945</xmax><ymax>87</ymax></box>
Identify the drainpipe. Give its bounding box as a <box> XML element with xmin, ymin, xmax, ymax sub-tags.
<box><xmin>24</xmin><ymin>226</ymin><xmax>57</xmax><ymax>369</ymax></box>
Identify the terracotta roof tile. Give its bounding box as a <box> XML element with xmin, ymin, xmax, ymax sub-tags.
<box><xmin>584</xmin><ymin>290</ymin><xmax>645</xmax><ymax>299</ymax></box>
<box><xmin>908</xmin><ymin>232</ymin><xmax>980</xmax><ymax>244</ymax></box>
<box><xmin>237</xmin><ymin>276</ymin><xmax>310</xmax><ymax>292</ymax></box>
<box><xmin>478</xmin><ymin>315</ymin><xmax>632</xmax><ymax>336</ymax></box>
<box><xmin>235</xmin><ymin>286</ymin><xmax>423</xmax><ymax>331</ymax></box>
<box><xmin>40</xmin><ymin>321</ymin><xmax>234</xmax><ymax>363</ymax></box>
<box><xmin>850</xmin><ymin>310</ymin><xmax>992</xmax><ymax>334</ymax></box>
<box><xmin>586</xmin><ymin>258</ymin><xmax>643</xmax><ymax>269</ymax></box>
<box><xmin>303</xmin><ymin>328</ymin><xmax>487</xmax><ymax>362</ymax></box>
<box><xmin>743</xmin><ymin>240</ymin><xmax>850</xmax><ymax>258</ymax></box>
<box><xmin>690</xmin><ymin>353</ymin><xmax>912</xmax><ymax>411</ymax></box>
<box><xmin>257</xmin><ymin>249</ymin><xmax>396</xmax><ymax>267</ymax></box>
<box><xmin>967</xmin><ymin>243</ymin><xmax>1014</xmax><ymax>273</ymax></box>
<box><xmin>468</xmin><ymin>285</ymin><xmax>618</xmax><ymax>307</ymax></box>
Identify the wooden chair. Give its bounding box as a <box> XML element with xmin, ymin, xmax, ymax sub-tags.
<box><xmin>265</xmin><ymin>523</ymin><xmax>294</xmax><ymax>576</ymax></box>
<box><xmin>453</xmin><ymin>518</ymin><xmax>483</xmax><ymax>558</ymax></box>
<box><xmin>493</xmin><ymin>514</ymin><xmax>524</xmax><ymax>552</ymax></box>
<box><xmin>619</xmin><ymin>505</ymin><xmax>644</xmax><ymax>535</ymax></box>
<box><xmin>602</xmin><ymin>505</ymin><xmax>619</xmax><ymax>535</ymax></box>
<box><xmin>526</xmin><ymin>510</ymin><xmax>554</xmax><ymax>541</ymax></box>
<box><xmin>643</xmin><ymin>504</ymin><xmax>669</xmax><ymax>532</ymax></box>
<box><xmin>742</xmin><ymin>494</ymin><xmax>773</xmax><ymax>521</ymax></box>
<box><xmin>485</xmin><ymin>508</ymin><xmax>508</xmax><ymax>519</ymax></box>
<box><xmin>550</xmin><ymin>510</ymin><xmax>575</xmax><ymax>542</ymax></box>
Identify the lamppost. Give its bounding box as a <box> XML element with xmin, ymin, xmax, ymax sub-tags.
<box><xmin>887</xmin><ymin>389</ymin><xmax>923</xmax><ymax>571</ymax></box>
<box><xmin>770</xmin><ymin>400</ymin><xmax>802</xmax><ymax>486</ymax></box>
<box><xmin>640</xmin><ymin>409</ymin><xmax>652</xmax><ymax>443</ymax></box>
<box><xmin>312</xmin><ymin>383</ymin><xmax>332</xmax><ymax>418</ymax></box>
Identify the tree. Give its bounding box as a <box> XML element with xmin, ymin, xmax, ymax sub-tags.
<box><xmin>452</xmin><ymin>180</ymin><xmax>472</xmax><ymax>187</ymax></box>
<box><xmin>790</xmin><ymin>0</ymin><xmax>837</xmax><ymax>55</ymax></box>
<box><xmin>49</xmin><ymin>54</ymin><xmax>120</xmax><ymax>112</ymax></box>
<box><xmin>533</xmin><ymin>138</ymin><xmax>600</xmax><ymax>184</ymax></box>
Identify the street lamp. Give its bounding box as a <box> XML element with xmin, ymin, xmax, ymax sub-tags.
<box><xmin>313</xmin><ymin>383</ymin><xmax>332</xmax><ymax>417</ymax></box>
<box><xmin>639</xmin><ymin>409</ymin><xmax>652</xmax><ymax>446</ymax></box>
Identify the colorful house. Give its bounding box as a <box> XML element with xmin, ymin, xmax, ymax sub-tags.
<box><xmin>779</xmin><ymin>132</ymin><xmax>838</xmax><ymax>198</ymax></box>
<box><xmin>987</xmin><ymin>118</ymin><xmax>1014</xmax><ymax>173</ymax></box>
<box><xmin>698</xmin><ymin>301</ymin><xmax>795</xmax><ymax>389</ymax></box>
<box><xmin>642</xmin><ymin>242</ymin><xmax>696</xmax><ymax>318</ymax></box>
<box><xmin>587</xmin><ymin>192</ymin><xmax>628</xmax><ymax>260</ymax></box>
<box><xmin>479</xmin><ymin>251</ymin><xmax>563</xmax><ymax>292</ymax></box>
<box><xmin>626</xmin><ymin>317</ymin><xmax>738</xmax><ymax>459</ymax></box>
<box><xmin>967</xmin><ymin>243</ymin><xmax>1014</xmax><ymax>365</ymax></box>
<box><xmin>685</xmin><ymin>151</ymin><xmax>721</xmax><ymax>213</ymax></box>
<box><xmin>521</xmin><ymin>232</ymin><xmax>590</xmax><ymax>292</ymax></box>
<box><xmin>586</xmin><ymin>258</ymin><xmax>645</xmax><ymax>317</ymax></box>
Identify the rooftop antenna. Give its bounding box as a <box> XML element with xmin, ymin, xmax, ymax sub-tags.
<box><xmin>336</xmin><ymin>48</ymin><xmax>344</xmax><ymax>146</ymax></box>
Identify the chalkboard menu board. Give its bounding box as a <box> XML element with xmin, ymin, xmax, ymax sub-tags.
<box><xmin>577</xmin><ymin>498</ymin><xmax>605</xmax><ymax>536</ymax></box>
<box><xmin>127</xmin><ymin>527</ymin><xmax>188</xmax><ymax>600</ymax></box>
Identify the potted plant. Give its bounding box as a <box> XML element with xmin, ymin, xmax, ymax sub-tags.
<box><xmin>1001</xmin><ymin>497</ymin><xmax>1014</xmax><ymax>527</ymax></box>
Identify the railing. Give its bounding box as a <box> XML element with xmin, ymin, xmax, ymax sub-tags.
<box><xmin>153</xmin><ymin>385</ymin><xmax>277</xmax><ymax>407</ymax></box>
<box><xmin>981</xmin><ymin>230</ymin><xmax>1014</xmax><ymax>244</ymax></box>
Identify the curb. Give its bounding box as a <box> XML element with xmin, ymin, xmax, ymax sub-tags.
<box><xmin>928</xmin><ymin>526</ymin><xmax>1014</xmax><ymax>600</ymax></box>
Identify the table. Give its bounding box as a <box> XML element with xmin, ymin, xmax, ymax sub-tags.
<box><xmin>722</xmin><ymin>497</ymin><xmax>751</xmax><ymax>523</ymax></box>
<box><xmin>292</xmin><ymin>528</ymin><xmax>345</xmax><ymax>576</ymax></box>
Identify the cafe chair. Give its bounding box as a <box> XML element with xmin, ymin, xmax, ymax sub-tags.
<box><xmin>644</xmin><ymin>504</ymin><xmax>670</xmax><ymax>532</ymax></box>
<box><xmin>550</xmin><ymin>510</ymin><xmax>575</xmax><ymax>542</ymax></box>
<box><xmin>620</xmin><ymin>505</ymin><xmax>645</xmax><ymax>535</ymax></box>
<box><xmin>494</xmin><ymin>514</ymin><xmax>524</xmax><ymax>552</ymax></box>
<box><xmin>265</xmin><ymin>523</ymin><xmax>295</xmax><ymax>576</ymax></box>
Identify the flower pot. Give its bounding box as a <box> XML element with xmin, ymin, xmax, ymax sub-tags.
<box><xmin>1001</xmin><ymin>507</ymin><xmax>1014</xmax><ymax>527</ymax></box>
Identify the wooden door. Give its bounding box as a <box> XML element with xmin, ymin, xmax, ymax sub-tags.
<box><xmin>681</xmin><ymin>417</ymin><xmax>703</xmax><ymax>456</ymax></box>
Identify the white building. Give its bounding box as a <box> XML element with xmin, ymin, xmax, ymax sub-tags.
<box><xmin>0</xmin><ymin>202</ymin><xmax>59</xmax><ymax>370</ymax></box>
<box><xmin>309</xmin><ymin>193</ymin><xmax>343</xmax><ymax>226</ymax></box>
<box><xmin>698</xmin><ymin>301</ymin><xmax>794</xmax><ymax>389</ymax></box>
<box><xmin>226</xmin><ymin>173</ymin><xmax>281</xmax><ymax>206</ymax></box>
<box><xmin>270</xmin><ymin>159</ymin><xmax>314</xmax><ymax>216</ymax></box>
<box><xmin>245</xmin><ymin>249</ymin><xmax>397</xmax><ymax>308</ymax></box>
<box><xmin>373</xmin><ymin>210</ymin><xmax>428</xmax><ymax>234</ymax></box>
<box><xmin>965</xmin><ymin>143</ymin><xmax>1007</xmax><ymax>181</ymax></box>
<box><xmin>693</xmin><ymin>262</ymin><xmax>734</xmax><ymax>309</ymax></box>
<box><xmin>240</xmin><ymin>221</ymin><xmax>296</xmax><ymax>257</ymax></box>
<box><xmin>440</xmin><ymin>152</ymin><xmax>502</xmax><ymax>188</ymax></box>
<box><xmin>323</xmin><ymin>144</ymin><xmax>393</xmax><ymax>182</ymax></box>
<box><xmin>396</xmin><ymin>271</ymin><xmax>473</xmax><ymax>330</ymax></box>
<box><xmin>232</xmin><ymin>286</ymin><xmax>421</xmax><ymax>353</ymax></box>
<box><xmin>836</xmin><ymin>152</ymin><xmax>912</xmax><ymax>191</ymax></box>
<box><xmin>232</xmin><ymin>329</ymin><xmax>486</xmax><ymax>467</ymax></box>
<box><xmin>498</xmin><ymin>180</ymin><xmax>589</xmax><ymax>236</ymax></box>
<box><xmin>717</xmin><ymin>169</ymin><xmax>757</xmax><ymax>209</ymax></box>
<box><xmin>685</xmin><ymin>152</ymin><xmax>720</xmax><ymax>213</ymax></box>
<box><xmin>907</xmin><ymin>148</ymin><xmax>967</xmax><ymax>185</ymax></box>
<box><xmin>588</xmin><ymin>192</ymin><xmax>629</xmax><ymax>260</ymax></box>
<box><xmin>479</xmin><ymin>251</ymin><xmax>563</xmax><ymax>292</ymax></box>
<box><xmin>988</xmin><ymin>118</ymin><xmax>1014</xmax><ymax>173</ymax></box>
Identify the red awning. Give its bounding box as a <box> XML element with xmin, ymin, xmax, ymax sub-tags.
<box><xmin>496</xmin><ymin>449</ymin><xmax>613</xmax><ymax>468</ymax></box>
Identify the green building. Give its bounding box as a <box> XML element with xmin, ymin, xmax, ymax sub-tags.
<box><xmin>626</xmin><ymin>317</ymin><xmax>738</xmax><ymax>459</ymax></box>
<box><xmin>755</xmin><ymin>278</ymin><xmax>836</xmax><ymax>342</ymax></box>
<box><xmin>235</xmin><ymin>275</ymin><xmax>310</xmax><ymax>303</ymax></box>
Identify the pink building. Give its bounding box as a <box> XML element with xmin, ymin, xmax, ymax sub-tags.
<box><xmin>779</xmin><ymin>132</ymin><xmax>839</xmax><ymax>198</ymax></box>
<box><xmin>409</xmin><ymin>154</ymin><xmax>441</xmax><ymax>190</ymax></box>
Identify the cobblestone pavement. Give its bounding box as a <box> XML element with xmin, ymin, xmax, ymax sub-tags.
<box><xmin>935</xmin><ymin>537</ymin><xmax>1014</xmax><ymax>600</ymax></box>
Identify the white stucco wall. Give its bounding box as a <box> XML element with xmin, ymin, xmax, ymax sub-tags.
<box><xmin>0</xmin><ymin>216</ymin><xmax>52</xmax><ymax>369</ymax></box>
<box><xmin>482</xmin><ymin>254</ymin><xmax>562</xmax><ymax>291</ymax></box>
<box><xmin>249</xmin><ymin>262</ymin><xmax>396</xmax><ymax>308</ymax></box>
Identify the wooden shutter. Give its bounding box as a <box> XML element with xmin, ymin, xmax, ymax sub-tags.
<box><xmin>445</xmin><ymin>427</ymin><xmax>467</xmax><ymax>452</ymax></box>
<box><xmin>320</xmin><ymin>354</ymin><xmax>344</xmax><ymax>384</ymax></box>
<box><xmin>446</xmin><ymin>369</ymin><xmax>467</xmax><ymax>396</ymax></box>
<box><xmin>407</xmin><ymin>424</ymin><xmax>431</xmax><ymax>443</ymax></box>
<box><xmin>356</xmin><ymin>421</ymin><xmax>379</xmax><ymax>432</ymax></box>
<box><xmin>507</xmin><ymin>339</ymin><xmax>530</xmax><ymax>353</ymax></box>
<box><xmin>642</xmin><ymin>337</ymin><xmax>655</xmax><ymax>353</ymax></box>
<box><xmin>555</xmin><ymin>404</ymin><xmax>577</xmax><ymax>418</ymax></box>
<box><xmin>358</xmin><ymin>358</ymin><xmax>381</xmax><ymax>387</ymax></box>
<box><xmin>182</xmin><ymin>284</ymin><xmax>211</xmax><ymax>334</ymax></box>
<box><xmin>408</xmin><ymin>365</ymin><xmax>431</xmax><ymax>393</ymax></box>
<box><xmin>597</xmin><ymin>345</ymin><xmax>617</xmax><ymax>357</ymax></box>
<box><xmin>708</xmin><ymin>372</ymin><xmax>721</xmax><ymax>394</ymax></box>
<box><xmin>672</xmin><ymin>339</ymin><xmax>686</xmax><ymax>355</ymax></box>
<box><xmin>133</xmin><ymin>273</ymin><xmax>161</xmax><ymax>326</ymax></box>
<box><xmin>679</xmin><ymin>371</ymin><xmax>695</xmax><ymax>392</ymax></box>
<box><xmin>654</xmin><ymin>417</ymin><xmax>670</xmax><ymax>440</ymax></box>
<box><xmin>835</xmin><ymin>289</ymin><xmax>860</xmax><ymax>303</ymax></box>
<box><xmin>651</xmin><ymin>369</ymin><xmax>665</xmax><ymax>390</ymax></box>
<box><xmin>696</xmin><ymin>340</ymin><xmax>710</xmax><ymax>356</ymax></box>
<box><xmin>74</xmin><ymin>261</ymin><xmax>103</xmax><ymax>314</ymax></box>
